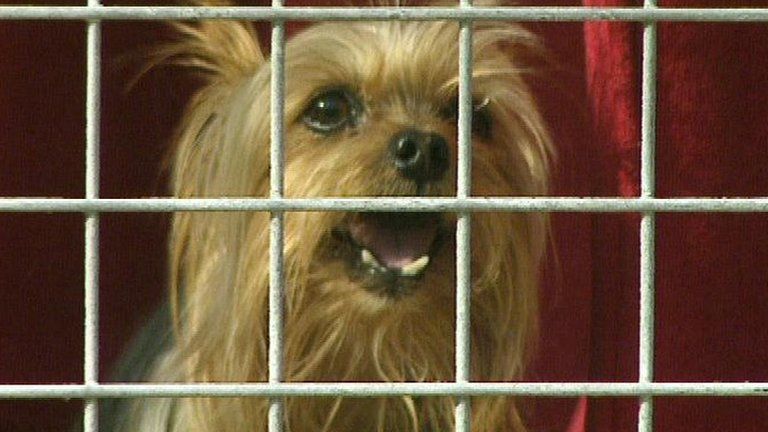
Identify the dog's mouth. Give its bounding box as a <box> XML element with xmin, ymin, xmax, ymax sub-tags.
<box><xmin>333</xmin><ymin>212</ymin><xmax>445</xmax><ymax>297</ymax></box>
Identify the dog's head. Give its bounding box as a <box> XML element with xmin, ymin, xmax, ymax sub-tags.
<box><xmin>160</xmin><ymin>3</ymin><xmax>551</xmax><ymax>429</ymax></box>
<box><xmin>168</xmin><ymin>14</ymin><xmax>550</xmax><ymax>306</ymax></box>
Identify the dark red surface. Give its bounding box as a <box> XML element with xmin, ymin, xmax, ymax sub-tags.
<box><xmin>2</xmin><ymin>1</ymin><xmax>768</xmax><ymax>431</ymax></box>
<box><xmin>582</xmin><ymin>1</ymin><xmax>768</xmax><ymax>431</ymax></box>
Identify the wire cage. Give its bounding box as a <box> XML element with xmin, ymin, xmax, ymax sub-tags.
<box><xmin>2</xmin><ymin>2</ymin><xmax>768</xmax><ymax>432</ymax></box>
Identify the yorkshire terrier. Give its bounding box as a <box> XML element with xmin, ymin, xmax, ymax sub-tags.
<box><xmin>109</xmin><ymin>1</ymin><xmax>552</xmax><ymax>431</ymax></box>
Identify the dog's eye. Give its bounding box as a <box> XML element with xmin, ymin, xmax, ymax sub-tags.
<box><xmin>302</xmin><ymin>89</ymin><xmax>358</xmax><ymax>133</ymax></box>
<box><xmin>441</xmin><ymin>97</ymin><xmax>493</xmax><ymax>140</ymax></box>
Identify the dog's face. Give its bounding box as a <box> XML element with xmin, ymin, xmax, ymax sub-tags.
<box><xmin>284</xmin><ymin>27</ymin><xmax>460</xmax><ymax>302</ymax></box>
<box><xmin>160</xmin><ymin>10</ymin><xmax>552</xmax><ymax>432</ymax></box>
<box><xmin>228</xmin><ymin>20</ymin><xmax>552</xmax><ymax>315</ymax></box>
<box><xmin>170</xmin><ymin>11</ymin><xmax>550</xmax><ymax>352</ymax></box>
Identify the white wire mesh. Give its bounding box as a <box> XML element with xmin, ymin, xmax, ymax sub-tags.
<box><xmin>638</xmin><ymin>1</ymin><xmax>657</xmax><ymax>430</ymax></box>
<box><xmin>1</xmin><ymin>4</ymin><xmax>768</xmax><ymax>432</ymax></box>
<box><xmin>269</xmin><ymin>2</ymin><xmax>286</xmax><ymax>431</ymax></box>
<box><xmin>83</xmin><ymin>1</ymin><xmax>102</xmax><ymax>430</ymax></box>
<box><xmin>455</xmin><ymin>3</ymin><xmax>474</xmax><ymax>431</ymax></box>
<box><xmin>2</xmin><ymin>6</ymin><xmax>768</xmax><ymax>21</ymax></box>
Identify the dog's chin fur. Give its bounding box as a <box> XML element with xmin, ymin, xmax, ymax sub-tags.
<box><xmin>123</xmin><ymin>1</ymin><xmax>552</xmax><ymax>431</ymax></box>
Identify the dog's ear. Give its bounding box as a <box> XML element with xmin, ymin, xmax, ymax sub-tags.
<box><xmin>150</xmin><ymin>0</ymin><xmax>265</xmax><ymax>84</ymax></box>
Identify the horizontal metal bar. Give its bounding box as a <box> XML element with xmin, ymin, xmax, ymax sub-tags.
<box><xmin>0</xmin><ymin>6</ymin><xmax>767</xmax><ymax>22</ymax></box>
<box><xmin>2</xmin><ymin>382</ymin><xmax>767</xmax><ymax>399</ymax></box>
<box><xmin>2</xmin><ymin>197</ymin><xmax>768</xmax><ymax>213</ymax></box>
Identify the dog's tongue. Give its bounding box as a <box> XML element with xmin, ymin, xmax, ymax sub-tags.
<box><xmin>349</xmin><ymin>213</ymin><xmax>438</xmax><ymax>270</ymax></box>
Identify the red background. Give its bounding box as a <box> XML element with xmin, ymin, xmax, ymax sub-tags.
<box><xmin>2</xmin><ymin>1</ymin><xmax>768</xmax><ymax>431</ymax></box>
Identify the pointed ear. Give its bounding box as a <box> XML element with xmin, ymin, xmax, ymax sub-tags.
<box><xmin>147</xmin><ymin>0</ymin><xmax>266</xmax><ymax>85</ymax></box>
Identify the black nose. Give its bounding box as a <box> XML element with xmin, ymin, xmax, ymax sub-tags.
<box><xmin>389</xmin><ymin>129</ymin><xmax>449</xmax><ymax>184</ymax></box>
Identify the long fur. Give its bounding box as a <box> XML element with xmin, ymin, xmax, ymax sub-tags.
<box><xmin>123</xmin><ymin>2</ymin><xmax>552</xmax><ymax>431</ymax></box>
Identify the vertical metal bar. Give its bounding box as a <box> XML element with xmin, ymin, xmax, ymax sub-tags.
<box><xmin>83</xmin><ymin>0</ymin><xmax>102</xmax><ymax>431</ymax></box>
<box><xmin>639</xmin><ymin>1</ymin><xmax>658</xmax><ymax>431</ymax></box>
<box><xmin>641</xmin><ymin>4</ymin><xmax>658</xmax><ymax>199</ymax></box>
<box><xmin>456</xmin><ymin>1</ymin><xmax>473</xmax><ymax>431</ymax></box>
<box><xmin>269</xmin><ymin>1</ymin><xmax>286</xmax><ymax>431</ymax></box>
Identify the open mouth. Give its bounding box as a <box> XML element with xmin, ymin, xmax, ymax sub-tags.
<box><xmin>334</xmin><ymin>212</ymin><xmax>445</xmax><ymax>296</ymax></box>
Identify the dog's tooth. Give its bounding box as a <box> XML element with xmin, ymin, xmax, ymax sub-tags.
<box><xmin>361</xmin><ymin>249</ymin><xmax>381</xmax><ymax>268</ymax></box>
<box><xmin>400</xmin><ymin>255</ymin><xmax>430</xmax><ymax>276</ymax></box>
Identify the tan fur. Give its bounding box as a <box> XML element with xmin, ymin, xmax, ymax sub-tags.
<box><xmin>125</xmin><ymin>1</ymin><xmax>552</xmax><ymax>431</ymax></box>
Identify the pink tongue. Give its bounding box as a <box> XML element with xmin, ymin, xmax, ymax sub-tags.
<box><xmin>349</xmin><ymin>214</ymin><xmax>438</xmax><ymax>270</ymax></box>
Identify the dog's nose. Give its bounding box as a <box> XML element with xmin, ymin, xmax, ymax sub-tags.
<box><xmin>389</xmin><ymin>129</ymin><xmax>449</xmax><ymax>184</ymax></box>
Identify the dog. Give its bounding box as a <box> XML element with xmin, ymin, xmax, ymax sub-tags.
<box><xmin>110</xmin><ymin>1</ymin><xmax>552</xmax><ymax>431</ymax></box>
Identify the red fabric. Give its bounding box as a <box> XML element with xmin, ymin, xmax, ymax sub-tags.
<box><xmin>566</xmin><ymin>398</ymin><xmax>588</xmax><ymax>432</ymax></box>
<box><xmin>582</xmin><ymin>1</ymin><xmax>768</xmax><ymax>431</ymax></box>
<box><xmin>2</xmin><ymin>1</ymin><xmax>768</xmax><ymax>431</ymax></box>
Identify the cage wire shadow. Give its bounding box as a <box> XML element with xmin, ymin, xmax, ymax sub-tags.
<box><xmin>1</xmin><ymin>3</ymin><xmax>768</xmax><ymax>432</ymax></box>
